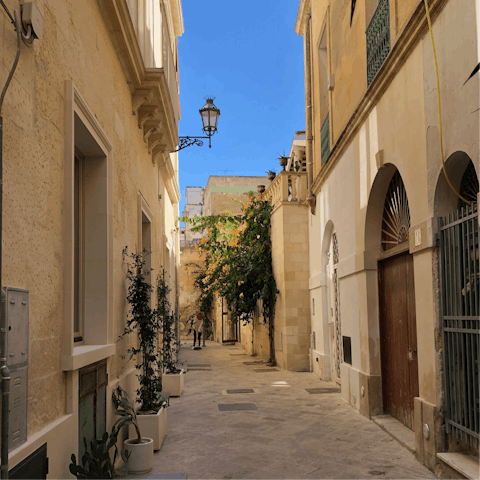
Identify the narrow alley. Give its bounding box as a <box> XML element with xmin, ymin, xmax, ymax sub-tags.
<box><xmin>140</xmin><ymin>342</ymin><xmax>434</xmax><ymax>479</ymax></box>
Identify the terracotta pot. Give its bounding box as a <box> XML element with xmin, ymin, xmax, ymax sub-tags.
<box><xmin>124</xmin><ymin>437</ymin><xmax>153</xmax><ymax>474</ymax></box>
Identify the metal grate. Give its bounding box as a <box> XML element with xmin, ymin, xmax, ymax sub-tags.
<box><xmin>253</xmin><ymin>368</ymin><xmax>279</xmax><ymax>372</ymax></box>
<box><xmin>229</xmin><ymin>353</ymin><xmax>247</xmax><ymax>356</ymax></box>
<box><xmin>439</xmin><ymin>202</ymin><xmax>479</xmax><ymax>448</ymax></box>
<box><xmin>226</xmin><ymin>389</ymin><xmax>255</xmax><ymax>394</ymax></box>
<box><xmin>188</xmin><ymin>368</ymin><xmax>212</xmax><ymax>371</ymax></box>
<box><xmin>321</xmin><ymin>113</ymin><xmax>330</xmax><ymax>166</ymax></box>
<box><xmin>218</xmin><ymin>403</ymin><xmax>258</xmax><ymax>411</ymax></box>
<box><xmin>366</xmin><ymin>0</ymin><xmax>390</xmax><ymax>86</ymax></box>
<box><xmin>188</xmin><ymin>364</ymin><xmax>211</xmax><ymax>367</ymax></box>
<box><xmin>305</xmin><ymin>387</ymin><xmax>340</xmax><ymax>394</ymax></box>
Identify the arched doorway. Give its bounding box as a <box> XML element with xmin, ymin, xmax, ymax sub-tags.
<box><xmin>435</xmin><ymin>153</ymin><xmax>479</xmax><ymax>449</ymax></box>
<box><xmin>378</xmin><ymin>170</ymin><xmax>419</xmax><ymax>430</ymax></box>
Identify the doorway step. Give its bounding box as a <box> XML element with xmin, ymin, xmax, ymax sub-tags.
<box><xmin>372</xmin><ymin>414</ymin><xmax>415</xmax><ymax>454</ymax></box>
<box><xmin>437</xmin><ymin>453</ymin><xmax>479</xmax><ymax>479</ymax></box>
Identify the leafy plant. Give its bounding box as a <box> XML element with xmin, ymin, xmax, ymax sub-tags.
<box><xmin>180</xmin><ymin>193</ymin><xmax>278</xmax><ymax>364</ymax></box>
<box><xmin>69</xmin><ymin>431</ymin><xmax>129</xmax><ymax>479</ymax></box>
<box><xmin>111</xmin><ymin>385</ymin><xmax>142</xmax><ymax>444</ymax></box>
<box><xmin>157</xmin><ymin>270</ymin><xmax>181</xmax><ymax>374</ymax></box>
<box><xmin>267</xmin><ymin>169</ymin><xmax>276</xmax><ymax>178</ymax></box>
<box><xmin>119</xmin><ymin>248</ymin><xmax>163</xmax><ymax>412</ymax></box>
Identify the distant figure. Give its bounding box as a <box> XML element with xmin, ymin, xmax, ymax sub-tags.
<box><xmin>193</xmin><ymin>312</ymin><xmax>204</xmax><ymax>349</ymax></box>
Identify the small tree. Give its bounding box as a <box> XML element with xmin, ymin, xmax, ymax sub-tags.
<box><xmin>156</xmin><ymin>269</ymin><xmax>180</xmax><ymax>374</ymax></box>
<box><xmin>119</xmin><ymin>248</ymin><xmax>163</xmax><ymax>412</ymax></box>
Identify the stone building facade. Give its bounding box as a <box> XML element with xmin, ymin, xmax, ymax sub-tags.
<box><xmin>284</xmin><ymin>0</ymin><xmax>479</xmax><ymax>476</ymax></box>
<box><xmin>0</xmin><ymin>0</ymin><xmax>182</xmax><ymax>477</ymax></box>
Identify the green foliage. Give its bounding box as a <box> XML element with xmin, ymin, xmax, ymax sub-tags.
<box><xmin>157</xmin><ymin>270</ymin><xmax>181</xmax><ymax>374</ymax></box>
<box><xmin>69</xmin><ymin>431</ymin><xmax>129</xmax><ymax>479</ymax></box>
<box><xmin>111</xmin><ymin>385</ymin><xmax>142</xmax><ymax>444</ymax></box>
<box><xmin>180</xmin><ymin>194</ymin><xmax>278</xmax><ymax>361</ymax></box>
<box><xmin>119</xmin><ymin>248</ymin><xmax>163</xmax><ymax>412</ymax></box>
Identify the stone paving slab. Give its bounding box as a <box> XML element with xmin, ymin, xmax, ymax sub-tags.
<box><xmin>126</xmin><ymin>341</ymin><xmax>435</xmax><ymax>479</ymax></box>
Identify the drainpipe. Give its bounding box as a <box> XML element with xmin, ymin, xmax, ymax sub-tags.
<box><xmin>0</xmin><ymin>10</ymin><xmax>22</xmax><ymax>478</ymax></box>
<box><xmin>304</xmin><ymin>11</ymin><xmax>316</xmax><ymax>212</ymax></box>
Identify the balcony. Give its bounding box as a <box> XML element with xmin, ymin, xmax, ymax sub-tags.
<box><xmin>100</xmin><ymin>0</ymin><xmax>182</xmax><ymax>154</ymax></box>
<box><xmin>264</xmin><ymin>171</ymin><xmax>308</xmax><ymax>210</ymax></box>
<box><xmin>321</xmin><ymin>113</ymin><xmax>330</xmax><ymax>166</ymax></box>
<box><xmin>366</xmin><ymin>0</ymin><xmax>390</xmax><ymax>86</ymax></box>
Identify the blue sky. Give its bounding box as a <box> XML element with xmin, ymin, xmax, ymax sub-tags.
<box><xmin>177</xmin><ymin>1</ymin><xmax>305</xmax><ymax>215</ymax></box>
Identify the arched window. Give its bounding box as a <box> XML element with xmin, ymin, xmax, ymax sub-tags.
<box><xmin>381</xmin><ymin>171</ymin><xmax>410</xmax><ymax>251</ymax></box>
<box><xmin>458</xmin><ymin>162</ymin><xmax>479</xmax><ymax>210</ymax></box>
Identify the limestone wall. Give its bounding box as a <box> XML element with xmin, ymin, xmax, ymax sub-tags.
<box><xmin>0</xmin><ymin>0</ymin><xmax>182</xmax><ymax>475</ymax></box>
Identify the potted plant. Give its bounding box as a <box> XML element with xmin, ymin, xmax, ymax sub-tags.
<box><xmin>69</xmin><ymin>417</ymin><xmax>130</xmax><ymax>479</ymax></box>
<box><xmin>157</xmin><ymin>270</ymin><xmax>185</xmax><ymax>396</ymax></box>
<box><xmin>267</xmin><ymin>169</ymin><xmax>276</xmax><ymax>181</ymax></box>
<box><xmin>112</xmin><ymin>386</ymin><xmax>154</xmax><ymax>475</ymax></box>
<box><xmin>119</xmin><ymin>248</ymin><xmax>168</xmax><ymax>451</ymax></box>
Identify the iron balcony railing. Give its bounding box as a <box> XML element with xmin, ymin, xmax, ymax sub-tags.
<box><xmin>366</xmin><ymin>0</ymin><xmax>391</xmax><ymax>86</ymax></box>
<box><xmin>439</xmin><ymin>202</ymin><xmax>479</xmax><ymax>448</ymax></box>
<box><xmin>321</xmin><ymin>113</ymin><xmax>330</xmax><ymax>166</ymax></box>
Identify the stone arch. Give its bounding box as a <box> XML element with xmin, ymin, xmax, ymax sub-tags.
<box><xmin>434</xmin><ymin>151</ymin><xmax>479</xmax><ymax>218</ymax></box>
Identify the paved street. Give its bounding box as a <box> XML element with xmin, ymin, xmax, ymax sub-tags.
<box><xmin>139</xmin><ymin>341</ymin><xmax>434</xmax><ymax>479</ymax></box>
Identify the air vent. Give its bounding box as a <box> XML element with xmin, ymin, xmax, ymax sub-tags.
<box><xmin>305</xmin><ymin>388</ymin><xmax>340</xmax><ymax>394</ymax></box>
<box><xmin>253</xmin><ymin>368</ymin><xmax>279</xmax><ymax>372</ymax></box>
<box><xmin>217</xmin><ymin>403</ymin><xmax>258</xmax><ymax>411</ymax></box>
<box><xmin>226</xmin><ymin>389</ymin><xmax>255</xmax><ymax>394</ymax></box>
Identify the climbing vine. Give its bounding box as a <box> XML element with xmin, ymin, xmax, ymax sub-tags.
<box><xmin>181</xmin><ymin>193</ymin><xmax>278</xmax><ymax>364</ymax></box>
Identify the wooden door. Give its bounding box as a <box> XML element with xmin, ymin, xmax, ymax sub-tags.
<box><xmin>378</xmin><ymin>252</ymin><xmax>419</xmax><ymax>430</ymax></box>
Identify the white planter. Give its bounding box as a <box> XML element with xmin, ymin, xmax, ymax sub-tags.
<box><xmin>124</xmin><ymin>437</ymin><xmax>153</xmax><ymax>475</ymax></box>
<box><xmin>130</xmin><ymin>406</ymin><xmax>167</xmax><ymax>451</ymax></box>
<box><xmin>162</xmin><ymin>370</ymin><xmax>185</xmax><ymax>396</ymax></box>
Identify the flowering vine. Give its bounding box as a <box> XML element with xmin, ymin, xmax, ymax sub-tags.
<box><xmin>180</xmin><ymin>194</ymin><xmax>278</xmax><ymax>364</ymax></box>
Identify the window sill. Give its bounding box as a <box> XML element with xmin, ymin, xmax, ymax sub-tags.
<box><xmin>62</xmin><ymin>344</ymin><xmax>115</xmax><ymax>371</ymax></box>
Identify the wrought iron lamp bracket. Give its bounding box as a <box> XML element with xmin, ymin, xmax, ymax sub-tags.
<box><xmin>171</xmin><ymin>135</ymin><xmax>213</xmax><ymax>152</ymax></box>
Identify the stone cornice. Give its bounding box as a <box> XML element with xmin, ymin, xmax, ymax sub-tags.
<box><xmin>310</xmin><ymin>0</ymin><xmax>449</xmax><ymax>196</ymax></box>
<box><xmin>295</xmin><ymin>0</ymin><xmax>312</xmax><ymax>35</ymax></box>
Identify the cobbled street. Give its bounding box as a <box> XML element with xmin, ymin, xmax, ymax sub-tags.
<box><xmin>131</xmin><ymin>341</ymin><xmax>435</xmax><ymax>479</ymax></box>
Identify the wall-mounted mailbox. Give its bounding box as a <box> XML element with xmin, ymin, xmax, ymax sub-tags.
<box><xmin>343</xmin><ymin>336</ymin><xmax>352</xmax><ymax>365</ymax></box>
<box><xmin>9</xmin><ymin>366</ymin><xmax>28</xmax><ymax>450</ymax></box>
<box><xmin>4</xmin><ymin>287</ymin><xmax>29</xmax><ymax>368</ymax></box>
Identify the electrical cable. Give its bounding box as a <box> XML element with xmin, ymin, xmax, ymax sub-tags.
<box><xmin>0</xmin><ymin>0</ymin><xmax>14</xmax><ymax>25</ymax></box>
<box><xmin>0</xmin><ymin>10</ymin><xmax>22</xmax><ymax>116</ymax></box>
<box><xmin>423</xmin><ymin>0</ymin><xmax>470</xmax><ymax>205</ymax></box>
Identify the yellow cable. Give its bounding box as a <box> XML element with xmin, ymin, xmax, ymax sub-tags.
<box><xmin>423</xmin><ymin>0</ymin><xmax>470</xmax><ymax>205</ymax></box>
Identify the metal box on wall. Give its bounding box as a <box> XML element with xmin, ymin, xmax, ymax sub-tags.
<box><xmin>4</xmin><ymin>287</ymin><xmax>29</xmax><ymax>368</ymax></box>
<box><xmin>9</xmin><ymin>366</ymin><xmax>28</xmax><ymax>450</ymax></box>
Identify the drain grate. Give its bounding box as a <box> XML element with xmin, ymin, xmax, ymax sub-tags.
<box><xmin>188</xmin><ymin>368</ymin><xmax>212</xmax><ymax>371</ymax></box>
<box><xmin>188</xmin><ymin>364</ymin><xmax>211</xmax><ymax>367</ymax></box>
<box><xmin>305</xmin><ymin>387</ymin><xmax>340</xmax><ymax>394</ymax></box>
<box><xmin>253</xmin><ymin>368</ymin><xmax>279</xmax><ymax>372</ymax></box>
<box><xmin>218</xmin><ymin>403</ymin><xmax>258</xmax><ymax>411</ymax></box>
<box><xmin>226</xmin><ymin>389</ymin><xmax>255</xmax><ymax>394</ymax></box>
<box><xmin>230</xmin><ymin>353</ymin><xmax>247</xmax><ymax>356</ymax></box>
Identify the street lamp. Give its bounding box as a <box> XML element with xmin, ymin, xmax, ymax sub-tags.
<box><xmin>173</xmin><ymin>97</ymin><xmax>221</xmax><ymax>152</ymax></box>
